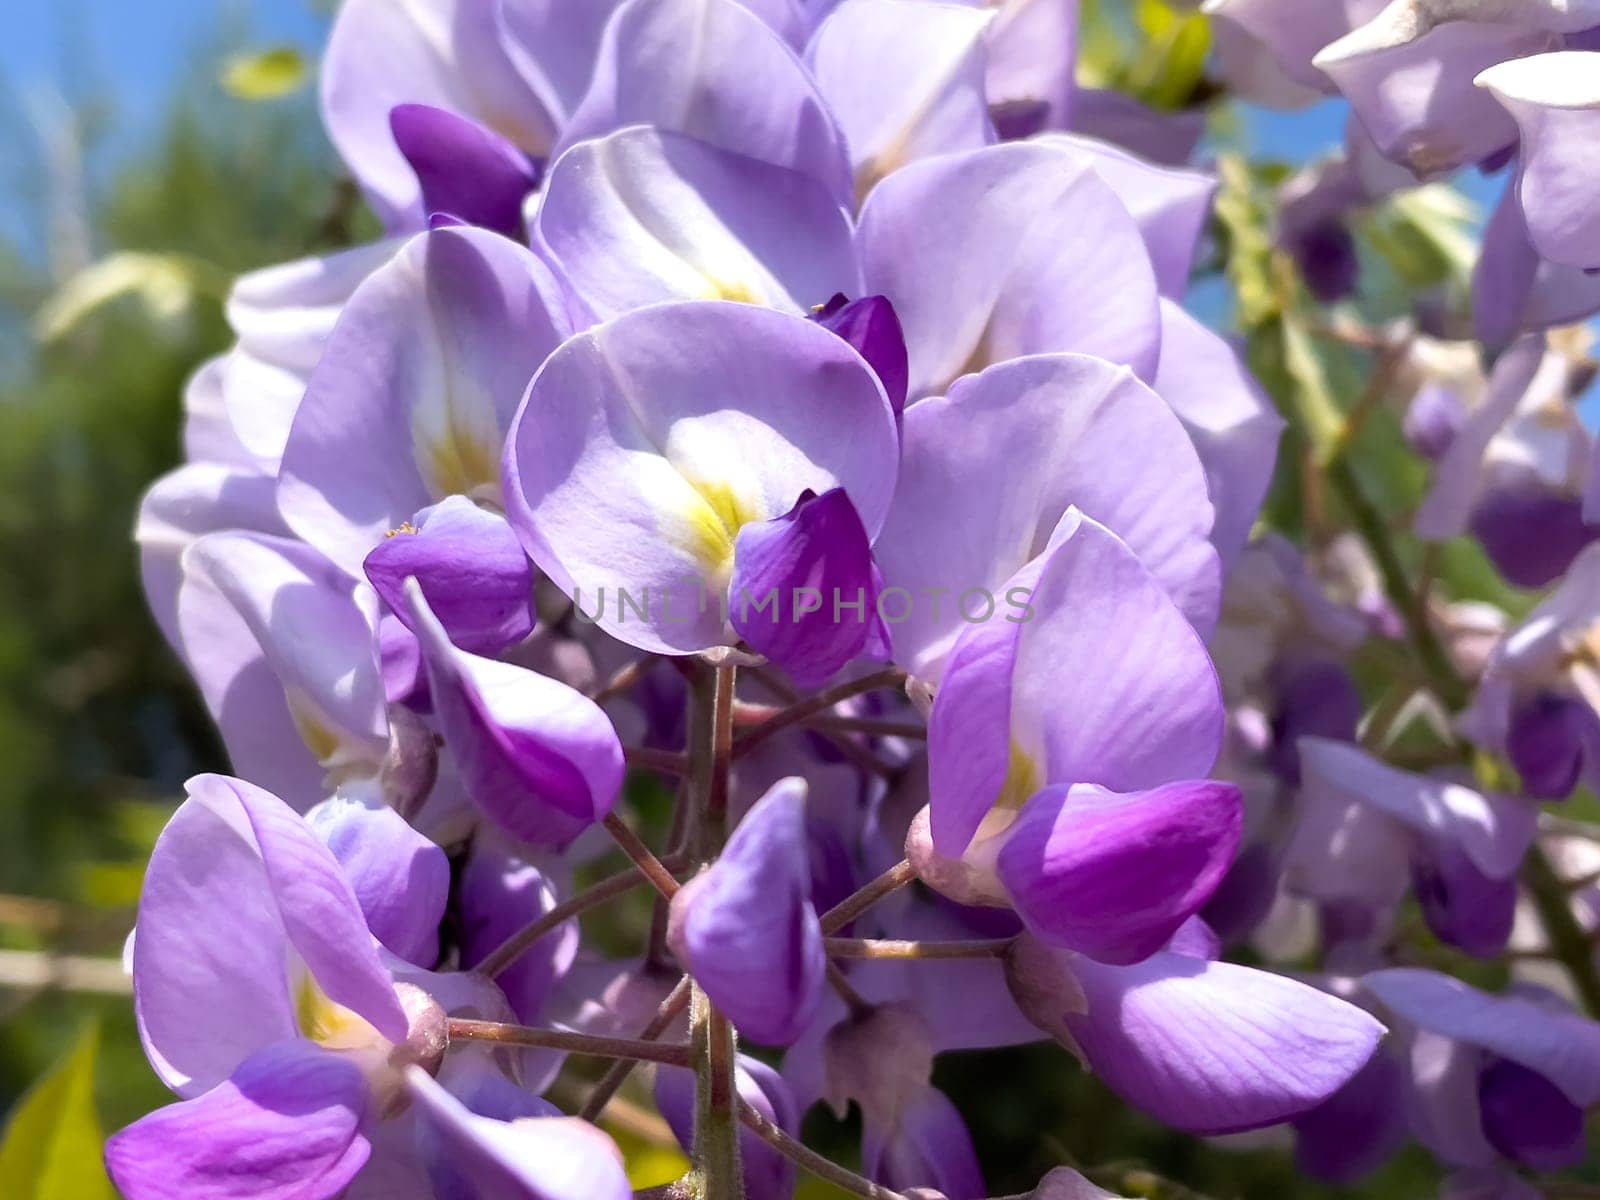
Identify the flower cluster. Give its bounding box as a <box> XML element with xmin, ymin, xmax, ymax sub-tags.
<box><xmin>119</xmin><ymin>1</ymin><xmax>1600</xmax><ymax>1198</ymax></box>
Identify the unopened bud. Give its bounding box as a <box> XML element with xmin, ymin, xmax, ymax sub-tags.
<box><xmin>391</xmin><ymin>982</ymin><xmax>449</xmax><ymax>1078</ymax></box>
<box><xmin>381</xmin><ymin>704</ymin><xmax>438</xmax><ymax>819</ymax></box>
<box><xmin>822</xmin><ymin>1003</ymin><xmax>933</xmax><ymax>1123</ymax></box>
<box><xmin>904</xmin><ymin>805</ymin><xmax>1011</xmax><ymax>907</ymax></box>
<box><xmin>1003</xmin><ymin>936</ymin><xmax>1087</xmax><ymax>1064</ymax></box>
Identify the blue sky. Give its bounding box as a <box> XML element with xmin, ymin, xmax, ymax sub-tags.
<box><xmin>1</xmin><ymin>1</ymin><xmax>329</xmax><ymax>141</ymax></box>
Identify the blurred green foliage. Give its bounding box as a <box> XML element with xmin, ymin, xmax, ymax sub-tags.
<box><xmin>0</xmin><ymin>45</ymin><xmax>352</xmax><ymax>1134</ymax></box>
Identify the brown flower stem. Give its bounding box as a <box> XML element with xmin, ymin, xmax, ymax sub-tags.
<box><xmin>736</xmin><ymin>1098</ymin><xmax>909</xmax><ymax>1200</ymax></box>
<box><xmin>590</xmin><ymin>654</ymin><xmax>662</xmax><ymax>703</ymax></box>
<box><xmin>446</xmin><ymin>1019</ymin><xmax>692</xmax><ymax>1067</ymax></box>
<box><xmin>625</xmin><ymin>746</ymin><xmax>689</xmax><ymax>776</ymax></box>
<box><xmin>602</xmin><ymin>811</ymin><xmax>683</xmax><ymax>900</ymax></box>
<box><xmin>731</xmin><ymin>668</ymin><xmax>907</xmax><ymax>756</ymax></box>
<box><xmin>473</xmin><ymin>858</ymin><xmax>686</xmax><ymax>981</ymax></box>
<box><xmin>820</xmin><ymin>860</ymin><xmax>916</xmax><ymax>934</ymax></box>
<box><xmin>580</xmin><ymin>977</ymin><xmax>693</xmax><ymax>1122</ymax></box>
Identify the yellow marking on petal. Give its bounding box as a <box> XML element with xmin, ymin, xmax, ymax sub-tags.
<box><xmin>996</xmin><ymin>741</ymin><xmax>1043</xmax><ymax>811</ymax></box>
<box><xmin>287</xmin><ymin>691</ymin><xmax>345</xmax><ymax>767</ymax></box>
<box><xmin>673</xmin><ymin>477</ymin><xmax>762</xmax><ymax>575</ymax></box>
<box><xmin>295</xmin><ymin>974</ymin><xmax>381</xmax><ymax>1051</ymax></box>
<box><xmin>703</xmin><ymin>276</ymin><xmax>761</xmax><ymax>305</ymax></box>
<box><xmin>417</xmin><ymin>420</ymin><xmax>500</xmax><ymax>503</ymax></box>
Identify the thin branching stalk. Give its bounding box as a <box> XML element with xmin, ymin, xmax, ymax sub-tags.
<box><xmin>447</xmin><ymin>1019</ymin><xmax>693</xmax><ymax>1067</ymax></box>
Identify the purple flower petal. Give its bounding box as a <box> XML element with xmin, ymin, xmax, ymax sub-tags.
<box><xmin>406</xmin><ymin>1069</ymin><xmax>631</xmax><ymax>1200</ymax></box>
<box><xmin>175</xmin><ymin>532</ymin><xmax>386</xmax><ymax>805</ymax></box>
<box><xmin>929</xmin><ymin>513</ymin><xmax>1223</xmax><ymax>856</ymax></box>
<box><xmin>1291</xmin><ymin>1048</ymin><xmax>1409</xmax><ymax>1183</ymax></box>
<box><xmin>307</xmin><ymin>791</ymin><xmax>451</xmax><ymax>968</ymax></box>
<box><xmin>364</xmin><ymin>495</ymin><xmax>533</xmax><ymax>656</ymax></box>
<box><xmin>1479</xmin><ymin>52</ymin><xmax>1600</xmax><ymax>271</ymax></box>
<box><xmin>729</xmin><ymin>488</ymin><xmax>888</xmax><ymax>687</ymax></box>
<box><xmin>106</xmin><ymin>1040</ymin><xmax>371</xmax><ymax>1200</ymax></box>
<box><xmin>1062</xmin><ymin>950</ymin><xmax>1386</xmax><ymax>1134</ymax></box>
<box><xmin>1469</xmin><ymin>484</ymin><xmax>1598</xmax><ymax>589</ymax></box>
<box><xmin>559</xmin><ymin>0</ymin><xmax>853</xmax><ymax>202</ymax></box>
<box><xmin>1507</xmin><ymin>691</ymin><xmax>1596</xmax><ymax>799</ymax></box>
<box><xmin>502</xmin><ymin>301</ymin><xmax>899</xmax><ymax>654</ymax></box>
<box><xmin>808</xmin><ymin>294</ymin><xmax>909</xmax><ymax>422</ymax></box>
<box><xmin>321</xmin><ymin>0</ymin><xmax>557</xmax><ymax>229</ymax></box>
<box><xmin>407</xmin><ymin>584</ymin><xmax>623</xmax><ymax>847</ymax></box>
<box><xmin>1152</xmin><ymin>302</ymin><xmax>1285</xmax><ymax>570</ymax></box>
<box><xmin>1039</xmin><ymin>134</ymin><xmax>1216</xmax><ymax>296</ymax></box>
<box><xmin>668</xmin><ymin>778</ymin><xmax>826</xmax><ymax>1044</ymax></box>
<box><xmin>857</xmin><ymin>141</ymin><xmax>1163</xmax><ymax>400</ymax></box>
<box><xmin>1478</xmin><ymin>1056</ymin><xmax>1587</xmax><ymax>1170</ymax></box>
<box><xmin>806</xmin><ymin>0</ymin><xmax>995</xmax><ymax>200</ymax></box>
<box><xmin>278</xmin><ymin>225</ymin><xmax>572</xmax><ymax>576</ymax></box>
<box><xmin>861</xmin><ymin>1083</ymin><xmax>986</xmax><ymax>1200</ymax></box>
<box><xmin>874</xmin><ymin>353</ymin><xmax>1221</xmax><ymax>681</ymax></box>
<box><xmin>389</xmin><ymin>103</ymin><xmax>541</xmax><ymax>238</ymax></box>
<box><xmin>1316</xmin><ymin>22</ymin><xmax>1557</xmax><ymax>178</ymax></box>
<box><xmin>996</xmin><ymin>780</ymin><xmax>1244</xmax><ymax>965</ymax></box>
<box><xmin>1363</xmin><ymin>968</ymin><xmax>1600</xmax><ymax>1106</ymax></box>
<box><xmin>536</xmin><ymin>126</ymin><xmax>860</xmax><ymax>320</ymax></box>
<box><xmin>458</xmin><ymin>840</ymin><xmax>579</xmax><ymax>1024</ymax></box>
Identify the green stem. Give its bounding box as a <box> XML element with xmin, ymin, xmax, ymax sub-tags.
<box><xmin>1522</xmin><ymin>846</ymin><xmax>1600</xmax><ymax>1019</ymax></box>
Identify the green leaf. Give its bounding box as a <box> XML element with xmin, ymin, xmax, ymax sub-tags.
<box><xmin>0</xmin><ymin>1026</ymin><xmax>116</xmax><ymax>1200</ymax></box>
<box><xmin>32</xmin><ymin>251</ymin><xmax>224</xmax><ymax>342</ymax></box>
<box><xmin>1125</xmin><ymin>0</ymin><xmax>1211</xmax><ymax>110</ymax></box>
<box><xmin>220</xmin><ymin>47</ymin><xmax>309</xmax><ymax>101</ymax></box>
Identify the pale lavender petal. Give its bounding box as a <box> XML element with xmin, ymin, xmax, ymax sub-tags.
<box><xmin>1297</xmin><ymin>739</ymin><xmax>1537</xmax><ymax>880</ymax></box>
<box><xmin>217</xmin><ymin>775</ymin><xmax>407</xmax><ymax>1036</ymax></box>
<box><xmin>137</xmin><ymin>463</ymin><xmax>288</xmax><ymax>654</ymax></box>
<box><xmin>1066</xmin><ymin>87</ymin><xmax>1207</xmax><ymax>167</ymax></box>
<box><xmin>1009</xmin><ymin>515</ymin><xmax>1225</xmax><ymax>805</ymax></box>
<box><xmin>176</xmin><ymin>532</ymin><xmax>388</xmax><ymax>799</ymax></box>
<box><xmin>857</xmin><ymin>142</ymin><xmax>1163</xmax><ymax>399</ymax></box>
<box><xmin>307</xmin><ymin>791</ymin><xmax>451</xmax><ymax>967</ymax></box>
<box><xmin>278</xmin><ymin>226</ymin><xmax>571</xmax><ymax>575</ymax></box>
<box><xmin>222</xmin><ymin>239</ymin><xmax>403</xmax><ymax>471</ymax></box>
<box><xmin>407</xmin><ymin>584</ymin><xmax>623</xmax><ymax>847</ymax></box>
<box><xmin>321</xmin><ymin>0</ymin><xmax>557</xmax><ymax>229</ymax></box>
<box><xmin>181</xmin><ymin>356</ymin><xmax>253</xmax><ymax>467</ymax></box>
<box><xmin>1316</xmin><ymin>23</ymin><xmax>1560</xmax><ymax>178</ymax></box>
<box><xmin>1038</xmin><ymin>134</ymin><xmax>1215</xmax><ymax>296</ymax></box>
<box><xmin>502</xmin><ymin>301</ymin><xmax>899</xmax><ymax>654</ymax></box>
<box><xmin>668</xmin><ymin>778</ymin><xmax>826</xmax><ymax>1044</ymax></box>
<box><xmin>1479</xmin><ymin>52</ymin><xmax>1600</xmax><ymax>270</ymax></box>
<box><xmin>1152</xmin><ymin>302</ymin><xmax>1285</xmax><ymax>569</ymax></box>
<box><xmin>496</xmin><ymin>0</ymin><xmax>625</xmax><ymax>123</ymax></box>
<box><xmin>1063</xmin><ymin>951</ymin><xmax>1386</xmax><ymax>1134</ymax></box>
<box><xmin>1363</xmin><ymin>968</ymin><xmax>1600</xmax><ymax>1105</ymax></box>
<box><xmin>874</xmin><ymin>353</ymin><xmax>1220</xmax><ymax>681</ymax></box>
<box><xmin>389</xmin><ymin>103</ymin><xmax>541</xmax><ymax>237</ymax></box>
<box><xmin>106</xmin><ymin>1041</ymin><xmax>371</xmax><ymax>1200</ymax></box>
<box><xmin>559</xmin><ymin>0</ymin><xmax>853</xmax><ymax>202</ymax></box>
<box><xmin>363</xmin><ymin>495</ymin><xmax>534</xmax><ymax>655</ymax></box>
<box><xmin>134</xmin><ymin>786</ymin><xmax>299</xmax><ymax>1096</ymax></box>
<box><xmin>1202</xmin><ymin>0</ymin><xmax>1384</xmax><ymax>92</ymax></box>
<box><xmin>406</xmin><ymin>1069</ymin><xmax>630</xmax><ymax>1200</ymax></box>
<box><xmin>805</xmin><ymin>0</ymin><xmax>996</xmax><ymax>200</ymax></box>
<box><xmin>974</xmin><ymin>0</ymin><xmax>1079</xmax><ymax>133</ymax></box>
<box><xmin>535</xmin><ymin>126</ymin><xmax>859</xmax><ymax>320</ymax></box>
<box><xmin>996</xmin><ymin>780</ymin><xmax>1244</xmax><ymax>965</ymax></box>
